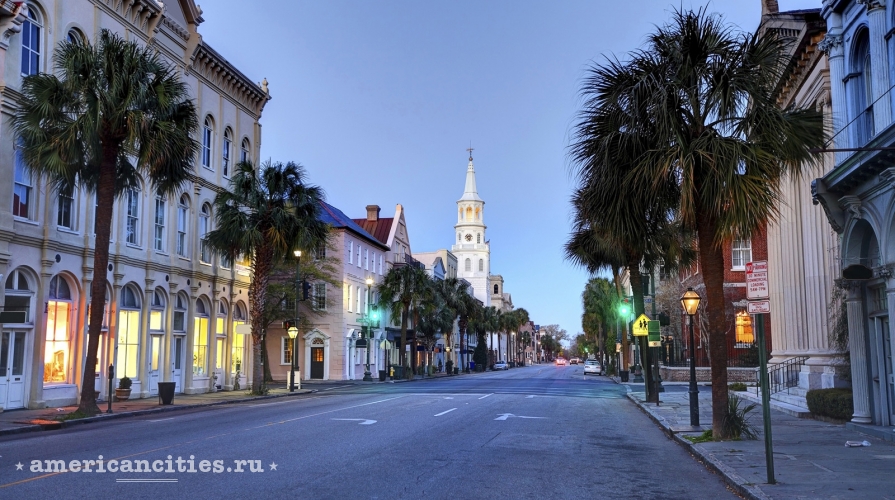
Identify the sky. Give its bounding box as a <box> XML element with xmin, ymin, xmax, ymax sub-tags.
<box><xmin>197</xmin><ymin>0</ymin><xmax>823</xmax><ymax>338</ymax></box>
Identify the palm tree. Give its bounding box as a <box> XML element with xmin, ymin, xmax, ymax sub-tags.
<box><xmin>205</xmin><ymin>160</ymin><xmax>328</xmax><ymax>394</ymax></box>
<box><xmin>378</xmin><ymin>264</ymin><xmax>431</xmax><ymax>371</ymax></box>
<box><xmin>416</xmin><ymin>284</ymin><xmax>455</xmax><ymax>372</ymax></box>
<box><xmin>435</xmin><ymin>277</ymin><xmax>476</xmax><ymax>372</ymax></box>
<box><xmin>12</xmin><ymin>30</ymin><xmax>199</xmax><ymax>415</ymax></box>
<box><xmin>574</xmin><ymin>8</ymin><xmax>824</xmax><ymax>437</ymax></box>
<box><xmin>512</xmin><ymin>308</ymin><xmax>530</xmax><ymax>365</ymax></box>
<box><xmin>480</xmin><ymin>306</ymin><xmax>498</xmax><ymax>368</ymax></box>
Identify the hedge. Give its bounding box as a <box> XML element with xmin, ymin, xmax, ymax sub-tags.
<box><xmin>806</xmin><ymin>388</ymin><xmax>853</xmax><ymax>421</ymax></box>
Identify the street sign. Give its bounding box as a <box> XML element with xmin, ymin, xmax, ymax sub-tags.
<box><xmin>632</xmin><ymin>314</ymin><xmax>651</xmax><ymax>336</ymax></box>
<box><xmin>748</xmin><ymin>300</ymin><xmax>771</xmax><ymax>314</ymax></box>
<box><xmin>746</xmin><ymin>261</ymin><xmax>769</xmax><ymax>300</ymax></box>
<box><xmin>644</xmin><ymin>296</ymin><xmax>653</xmax><ymax>304</ymax></box>
<box><xmin>648</xmin><ymin>320</ymin><xmax>661</xmax><ymax>347</ymax></box>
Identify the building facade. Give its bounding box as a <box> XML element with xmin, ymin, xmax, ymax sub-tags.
<box><xmin>813</xmin><ymin>0</ymin><xmax>895</xmax><ymax>426</ymax></box>
<box><xmin>0</xmin><ymin>0</ymin><xmax>268</xmax><ymax>409</ymax></box>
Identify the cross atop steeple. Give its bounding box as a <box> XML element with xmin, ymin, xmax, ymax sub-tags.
<box><xmin>466</xmin><ymin>144</ymin><xmax>474</xmax><ymax>161</ymax></box>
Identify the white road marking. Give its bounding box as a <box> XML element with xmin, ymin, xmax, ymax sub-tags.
<box><xmin>443</xmin><ymin>397</ymin><xmax>454</xmax><ymax>399</ymax></box>
<box><xmin>526</xmin><ymin>395</ymin><xmax>535</xmax><ymax>399</ymax></box>
<box><xmin>494</xmin><ymin>413</ymin><xmax>547</xmax><ymax>421</ymax></box>
<box><xmin>147</xmin><ymin>417</ymin><xmax>175</xmax><ymax>422</ymax></box>
<box><xmin>332</xmin><ymin>418</ymin><xmax>377</xmax><ymax>425</ymax></box>
<box><xmin>478</xmin><ymin>393</ymin><xmax>493</xmax><ymax>400</ymax></box>
<box><xmin>251</xmin><ymin>396</ymin><xmax>405</xmax><ymax>428</ymax></box>
<box><xmin>248</xmin><ymin>396</ymin><xmax>327</xmax><ymax>407</ymax></box>
<box><xmin>434</xmin><ymin>408</ymin><xmax>457</xmax><ymax>416</ymax></box>
<box><xmin>322</xmin><ymin>385</ymin><xmax>352</xmax><ymax>391</ymax></box>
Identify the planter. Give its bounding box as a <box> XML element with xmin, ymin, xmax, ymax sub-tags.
<box><xmin>619</xmin><ymin>370</ymin><xmax>630</xmax><ymax>382</ymax></box>
<box><xmin>378</xmin><ymin>370</ymin><xmax>387</xmax><ymax>382</ymax></box>
<box><xmin>157</xmin><ymin>382</ymin><xmax>176</xmax><ymax>405</ymax></box>
<box><xmin>115</xmin><ymin>388</ymin><xmax>131</xmax><ymax>401</ymax></box>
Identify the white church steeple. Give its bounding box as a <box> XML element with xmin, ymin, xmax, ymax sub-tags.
<box><xmin>452</xmin><ymin>147</ymin><xmax>490</xmax><ymax>306</ymax></box>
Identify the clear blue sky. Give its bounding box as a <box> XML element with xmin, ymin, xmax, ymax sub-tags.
<box><xmin>198</xmin><ymin>0</ymin><xmax>822</xmax><ymax>337</ymax></box>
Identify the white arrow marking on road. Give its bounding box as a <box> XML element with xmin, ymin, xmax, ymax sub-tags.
<box><xmin>331</xmin><ymin>418</ymin><xmax>377</xmax><ymax>425</ymax></box>
<box><xmin>434</xmin><ymin>408</ymin><xmax>457</xmax><ymax>416</ymax></box>
<box><xmin>478</xmin><ymin>393</ymin><xmax>493</xmax><ymax>400</ymax></box>
<box><xmin>495</xmin><ymin>413</ymin><xmax>546</xmax><ymax>421</ymax></box>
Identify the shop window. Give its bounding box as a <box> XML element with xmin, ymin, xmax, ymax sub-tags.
<box><xmin>150</xmin><ymin>290</ymin><xmax>165</xmax><ymax>331</ymax></box>
<box><xmin>232</xmin><ymin>304</ymin><xmax>246</xmax><ymax>374</ymax></box>
<box><xmin>216</xmin><ymin>301</ymin><xmax>228</xmax><ymax>370</ymax></box>
<box><xmin>193</xmin><ymin>299</ymin><xmax>209</xmax><ymax>375</ymax></box>
<box><xmin>45</xmin><ymin>276</ymin><xmax>72</xmax><ymax>383</ymax></box>
<box><xmin>117</xmin><ymin>286</ymin><xmax>141</xmax><ymax>378</ymax></box>
<box><xmin>4</xmin><ymin>269</ymin><xmax>33</xmax><ymax>323</ymax></box>
<box><xmin>735</xmin><ymin>311</ymin><xmax>754</xmax><ymax>346</ymax></box>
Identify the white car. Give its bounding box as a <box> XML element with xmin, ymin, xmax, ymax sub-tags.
<box><xmin>583</xmin><ymin>359</ymin><xmax>602</xmax><ymax>375</ymax></box>
<box><xmin>493</xmin><ymin>360</ymin><xmax>508</xmax><ymax>370</ymax></box>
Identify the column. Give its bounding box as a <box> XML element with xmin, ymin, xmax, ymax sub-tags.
<box><xmin>845</xmin><ymin>284</ymin><xmax>872</xmax><ymax>423</ymax></box>
<box><xmin>183</xmin><ymin>284</ymin><xmax>197</xmax><ymax>393</ymax></box>
<box><xmin>208</xmin><ymin>288</ymin><xmax>219</xmax><ymax>392</ymax></box>
<box><xmin>137</xmin><ymin>278</ymin><xmax>154</xmax><ymax>398</ymax></box>
<box><xmin>866</xmin><ymin>1</ymin><xmax>892</xmax><ymax>131</ymax></box>
<box><xmin>163</xmin><ymin>283</ymin><xmax>178</xmax><ymax>382</ymax></box>
<box><xmin>819</xmin><ymin>30</ymin><xmax>846</xmax><ymax>162</ymax></box>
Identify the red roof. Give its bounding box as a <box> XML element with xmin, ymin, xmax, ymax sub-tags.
<box><xmin>351</xmin><ymin>218</ymin><xmax>393</xmax><ymax>246</ymax></box>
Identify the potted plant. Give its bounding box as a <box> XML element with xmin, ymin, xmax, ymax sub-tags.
<box><xmin>445</xmin><ymin>359</ymin><xmax>454</xmax><ymax>376</ymax></box>
<box><xmin>115</xmin><ymin>376</ymin><xmax>132</xmax><ymax>401</ymax></box>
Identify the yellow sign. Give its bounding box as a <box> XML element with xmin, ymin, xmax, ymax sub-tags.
<box><xmin>632</xmin><ymin>313</ymin><xmax>651</xmax><ymax>336</ymax></box>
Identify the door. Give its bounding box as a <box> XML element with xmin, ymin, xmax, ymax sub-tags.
<box><xmin>172</xmin><ymin>336</ymin><xmax>184</xmax><ymax>393</ymax></box>
<box><xmin>0</xmin><ymin>331</ymin><xmax>26</xmax><ymax>409</ymax></box>
<box><xmin>214</xmin><ymin>337</ymin><xmax>224</xmax><ymax>390</ymax></box>
<box><xmin>148</xmin><ymin>335</ymin><xmax>162</xmax><ymax>396</ymax></box>
<box><xmin>311</xmin><ymin>347</ymin><xmax>324</xmax><ymax>379</ymax></box>
<box><xmin>882</xmin><ymin>318</ymin><xmax>895</xmax><ymax>424</ymax></box>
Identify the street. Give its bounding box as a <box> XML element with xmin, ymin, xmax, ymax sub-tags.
<box><xmin>0</xmin><ymin>366</ymin><xmax>733</xmax><ymax>499</ymax></box>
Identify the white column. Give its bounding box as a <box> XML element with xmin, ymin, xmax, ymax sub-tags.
<box><xmin>819</xmin><ymin>30</ymin><xmax>846</xmax><ymax>162</ymax></box>
<box><xmin>866</xmin><ymin>1</ymin><xmax>892</xmax><ymax>131</ymax></box>
<box><xmin>846</xmin><ymin>285</ymin><xmax>872</xmax><ymax>423</ymax></box>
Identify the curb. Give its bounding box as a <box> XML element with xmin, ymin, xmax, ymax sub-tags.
<box><xmin>624</xmin><ymin>393</ymin><xmax>770</xmax><ymax>500</ymax></box>
<box><xmin>0</xmin><ymin>389</ymin><xmax>316</xmax><ymax>438</ymax></box>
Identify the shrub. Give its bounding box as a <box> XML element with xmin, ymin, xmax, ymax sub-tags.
<box><xmin>118</xmin><ymin>377</ymin><xmax>132</xmax><ymax>390</ymax></box>
<box><xmin>722</xmin><ymin>392</ymin><xmax>759</xmax><ymax>440</ymax></box>
<box><xmin>728</xmin><ymin>382</ymin><xmax>747</xmax><ymax>391</ymax></box>
<box><xmin>445</xmin><ymin>359</ymin><xmax>454</xmax><ymax>374</ymax></box>
<box><xmin>806</xmin><ymin>388</ymin><xmax>853</xmax><ymax>421</ymax></box>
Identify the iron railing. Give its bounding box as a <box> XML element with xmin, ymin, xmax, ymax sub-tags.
<box><xmin>768</xmin><ymin>356</ymin><xmax>808</xmax><ymax>395</ymax></box>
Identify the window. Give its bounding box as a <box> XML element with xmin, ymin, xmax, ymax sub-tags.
<box><xmin>494</xmin><ymin>284</ymin><xmax>499</xmax><ymax>294</ymax></box>
<box><xmin>193</xmin><ymin>299</ymin><xmax>209</xmax><ymax>375</ymax></box>
<box><xmin>465</xmin><ymin>258</ymin><xmax>471</xmax><ymax>272</ymax></box>
<box><xmin>149</xmin><ymin>290</ymin><xmax>165</xmax><ymax>330</ymax></box>
<box><xmin>201</xmin><ymin>117</ymin><xmax>213</xmax><ymax>170</ymax></box>
<box><xmin>177</xmin><ymin>195</ymin><xmax>189</xmax><ymax>257</ymax></box>
<box><xmin>13</xmin><ymin>142</ymin><xmax>32</xmax><ymax>219</ymax></box>
<box><xmin>379</xmin><ymin>255</ymin><xmax>383</xmax><ymax>275</ymax></box>
<box><xmin>216</xmin><ymin>301</ymin><xmax>228</xmax><ymax>371</ymax></box>
<box><xmin>851</xmin><ymin>31</ymin><xmax>873</xmax><ymax>145</ymax></box>
<box><xmin>477</xmin><ymin>233</ymin><xmax>481</xmax><ymax>244</ymax></box>
<box><xmin>348</xmin><ymin>241</ymin><xmax>353</xmax><ymax>264</ymax></box>
<box><xmin>117</xmin><ymin>286</ymin><xmax>141</xmax><ymax>378</ymax></box>
<box><xmin>199</xmin><ymin>204</ymin><xmax>211</xmax><ymax>263</ymax></box>
<box><xmin>364</xmin><ymin>249</ymin><xmax>369</xmax><ymax>270</ymax></box>
<box><xmin>476</xmin><ymin>207</ymin><xmax>480</xmax><ymax>220</ymax></box>
<box><xmin>4</xmin><ymin>269</ymin><xmax>33</xmax><ymax>323</ymax></box>
<box><xmin>355</xmin><ymin>284</ymin><xmax>361</xmax><ymax>313</ymax></box>
<box><xmin>313</xmin><ymin>283</ymin><xmax>326</xmax><ymax>310</ymax></box>
<box><xmin>154</xmin><ymin>192</ymin><xmax>165</xmax><ymax>251</ymax></box>
<box><xmin>735</xmin><ymin>311</ymin><xmax>754</xmax><ymax>345</ymax></box>
<box><xmin>173</xmin><ymin>293</ymin><xmax>187</xmax><ymax>332</ymax></box>
<box><xmin>315</xmin><ymin>241</ymin><xmax>326</xmax><ymax>260</ymax></box>
<box><xmin>240</xmin><ymin>138</ymin><xmax>250</xmax><ymax>163</ymax></box>
<box><xmin>21</xmin><ymin>8</ymin><xmax>40</xmax><ymax>76</ymax></box>
<box><xmin>478</xmin><ymin>259</ymin><xmax>483</xmax><ymax>272</ymax></box>
<box><xmin>232</xmin><ymin>304</ymin><xmax>247</xmax><ymax>373</ymax></box>
<box><xmin>356</xmin><ymin>245</ymin><xmax>361</xmax><ymax>267</ymax></box>
<box><xmin>57</xmin><ymin>186</ymin><xmax>74</xmax><ymax>229</ymax></box>
<box><xmin>458</xmin><ymin>233</ymin><xmax>461</xmax><ymax>242</ymax></box>
<box><xmin>125</xmin><ymin>188</ymin><xmax>140</xmax><ymax>245</ymax></box>
<box><xmin>66</xmin><ymin>28</ymin><xmax>83</xmax><ymax>44</ymax></box>
<box><xmin>45</xmin><ymin>276</ymin><xmax>72</xmax><ymax>384</ymax></box>
<box><xmin>731</xmin><ymin>239</ymin><xmax>752</xmax><ymax>270</ymax></box>
<box><xmin>222</xmin><ymin>128</ymin><xmax>232</xmax><ymax>177</ymax></box>
<box><xmin>347</xmin><ymin>284</ymin><xmax>353</xmax><ymax>312</ymax></box>
<box><xmin>281</xmin><ymin>336</ymin><xmax>293</xmax><ymax>365</ymax></box>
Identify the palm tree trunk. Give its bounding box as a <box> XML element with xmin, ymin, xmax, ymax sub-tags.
<box><xmin>249</xmin><ymin>245</ymin><xmax>274</xmax><ymax>393</ymax></box>
<box><xmin>400</xmin><ymin>305</ymin><xmax>409</xmax><ymax>370</ymax></box>
<box><xmin>488</xmin><ymin>330</ymin><xmax>493</xmax><ymax>369</ymax></box>
<box><xmin>497</xmin><ymin>332</ymin><xmax>502</xmax><ymax>363</ymax></box>
<box><xmin>696</xmin><ymin>211</ymin><xmax>730</xmax><ymax>438</ymax></box>
<box><xmin>614</xmin><ymin>267</ymin><xmax>629</xmax><ymax>371</ymax></box>
<box><xmin>458</xmin><ymin>317</ymin><xmax>467</xmax><ymax>373</ymax></box>
<box><xmin>78</xmin><ymin>147</ymin><xmax>118</xmax><ymax>416</ymax></box>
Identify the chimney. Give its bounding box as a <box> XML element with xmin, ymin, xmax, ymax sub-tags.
<box><xmin>366</xmin><ymin>205</ymin><xmax>380</xmax><ymax>222</ymax></box>
<box><xmin>762</xmin><ymin>0</ymin><xmax>779</xmax><ymax>16</ymax></box>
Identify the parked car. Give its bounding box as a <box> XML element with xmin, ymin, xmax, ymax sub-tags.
<box><xmin>583</xmin><ymin>359</ymin><xmax>602</xmax><ymax>375</ymax></box>
<box><xmin>493</xmin><ymin>360</ymin><xmax>508</xmax><ymax>370</ymax></box>
<box><xmin>555</xmin><ymin>358</ymin><xmax>567</xmax><ymax>366</ymax></box>
<box><xmin>570</xmin><ymin>357</ymin><xmax>580</xmax><ymax>365</ymax></box>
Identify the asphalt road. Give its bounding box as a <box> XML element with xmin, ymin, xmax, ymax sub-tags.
<box><xmin>0</xmin><ymin>365</ymin><xmax>734</xmax><ymax>499</ymax></box>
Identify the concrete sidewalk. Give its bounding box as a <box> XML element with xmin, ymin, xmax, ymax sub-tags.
<box><xmin>625</xmin><ymin>388</ymin><xmax>895</xmax><ymax>499</ymax></box>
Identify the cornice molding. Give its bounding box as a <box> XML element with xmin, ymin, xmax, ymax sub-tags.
<box><xmin>96</xmin><ymin>0</ymin><xmax>163</xmax><ymax>38</ymax></box>
<box><xmin>0</xmin><ymin>1</ymin><xmax>26</xmax><ymax>50</ymax></box>
<box><xmin>190</xmin><ymin>43</ymin><xmax>270</xmax><ymax>117</ymax></box>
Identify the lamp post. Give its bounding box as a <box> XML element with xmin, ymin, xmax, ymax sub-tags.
<box><xmin>680</xmin><ymin>287</ymin><xmax>701</xmax><ymax>427</ymax></box>
<box><xmin>363</xmin><ymin>277</ymin><xmax>374</xmax><ymax>381</ymax></box>
<box><xmin>291</xmin><ymin>249</ymin><xmax>301</xmax><ymax>392</ymax></box>
<box><xmin>287</xmin><ymin>325</ymin><xmax>299</xmax><ymax>391</ymax></box>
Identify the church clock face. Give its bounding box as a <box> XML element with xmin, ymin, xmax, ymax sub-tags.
<box><xmin>465</xmin><ymin>233</ymin><xmax>473</xmax><ymax>242</ymax></box>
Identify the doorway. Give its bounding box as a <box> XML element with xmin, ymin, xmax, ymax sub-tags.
<box><xmin>148</xmin><ymin>335</ymin><xmax>162</xmax><ymax>396</ymax></box>
<box><xmin>311</xmin><ymin>347</ymin><xmax>324</xmax><ymax>379</ymax></box>
<box><xmin>172</xmin><ymin>335</ymin><xmax>184</xmax><ymax>393</ymax></box>
<box><xmin>0</xmin><ymin>331</ymin><xmax>26</xmax><ymax>409</ymax></box>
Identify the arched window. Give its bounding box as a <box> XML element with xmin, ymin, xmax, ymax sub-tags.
<box><xmin>240</xmin><ymin>138</ymin><xmax>250</xmax><ymax>163</ymax></box>
<box><xmin>201</xmin><ymin>116</ymin><xmax>213</xmax><ymax>170</ymax></box>
<box><xmin>66</xmin><ymin>28</ymin><xmax>84</xmax><ymax>44</ymax></box>
<box><xmin>45</xmin><ymin>275</ymin><xmax>73</xmax><ymax>383</ymax></box>
<box><xmin>150</xmin><ymin>289</ymin><xmax>166</xmax><ymax>330</ymax></box>
<box><xmin>21</xmin><ymin>8</ymin><xmax>41</xmax><ymax>76</ymax></box>
<box><xmin>177</xmin><ymin>195</ymin><xmax>189</xmax><ymax>257</ymax></box>
<box><xmin>851</xmin><ymin>30</ymin><xmax>874</xmax><ymax>145</ymax></box>
<box><xmin>194</xmin><ymin>298</ymin><xmax>210</xmax><ymax>375</ymax></box>
<box><xmin>479</xmin><ymin>259</ymin><xmax>484</xmax><ymax>272</ymax></box>
<box><xmin>222</xmin><ymin>128</ymin><xmax>233</xmax><ymax>177</ymax></box>
<box><xmin>494</xmin><ymin>284</ymin><xmax>499</xmax><ymax>295</ymax></box>
<box><xmin>466</xmin><ymin>207</ymin><xmax>472</xmax><ymax>220</ymax></box>
<box><xmin>173</xmin><ymin>293</ymin><xmax>187</xmax><ymax>332</ymax></box>
<box><xmin>465</xmin><ymin>258</ymin><xmax>471</xmax><ymax>272</ymax></box>
<box><xmin>475</xmin><ymin>207</ymin><xmax>480</xmax><ymax>220</ymax></box>
<box><xmin>232</xmin><ymin>303</ymin><xmax>247</xmax><ymax>374</ymax></box>
<box><xmin>4</xmin><ymin>268</ymin><xmax>33</xmax><ymax>323</ymax></box>
<box><xmin>117</xmin><ymin>285</ymin><xmax>141</xmax><ymax>378</ymax></box>
<box><xmin>199</xmin><ymin>203</ymin><xmax>211</xmax><ymax>263</ymax></box>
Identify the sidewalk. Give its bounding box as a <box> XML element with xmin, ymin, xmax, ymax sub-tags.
<box><xmin>623</xmin><ymin>386</ymin><xmax>895</xmax><ymax>499</ymax></box>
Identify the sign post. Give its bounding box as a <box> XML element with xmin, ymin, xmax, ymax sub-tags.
<box><xmin>746</xmin><ymin>260</ymin><xmax>775</xmax><ymax>485</ymax></box>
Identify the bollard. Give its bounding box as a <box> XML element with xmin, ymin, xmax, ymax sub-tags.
<box><xmin>106</xmin><ymin>364</ymin><xmax>114</xmax><ymax>414</ymax></box>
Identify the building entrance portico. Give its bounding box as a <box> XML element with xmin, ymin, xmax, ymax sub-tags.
<box><xmin>305</xmin><ymin>329</ymin><xmax>330</xmax><ymax>380</ymax></box>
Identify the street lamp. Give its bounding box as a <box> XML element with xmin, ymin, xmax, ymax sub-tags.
<box><xmin>363</xmin><ymin>277</ymin><xmax>374</xmax><ymax>381</ymax></box>
<box><xmin>287</xmin><ymin>325</ymin><xmax>299</xmax><ymax>391</ymax></box>
<box><xmin>680</xmin><ymin>287</ymin><xmax>701</xmax><ymax>427</ymax></box>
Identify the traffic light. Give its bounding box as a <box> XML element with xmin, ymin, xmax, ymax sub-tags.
<box><xmin>282</xmin><ymin>320</ymin><xmax>294</xmax><ymax>329</ymax></box>
<box><xmin>370</xmin><ymin>305</ymin><xmax>380</xmax><ymax>322</ymax></box>
<box><xmin>619</xmin><ymin>298</ymin><xmax>630</xmax><ymax>316</ymax></box>
<box><xmin>300</xmin><ymin>280</ymin><xmax>312</xmax><ymax>301</ymax></box>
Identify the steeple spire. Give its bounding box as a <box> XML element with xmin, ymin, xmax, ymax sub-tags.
<box><xmin>459</xmin><ymin>147</ymin><xmax>482</xmax><ymax>202</ymax></box>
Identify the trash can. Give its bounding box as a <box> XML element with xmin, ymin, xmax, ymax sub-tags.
<box><xmin>157</xmin><ymin>382</ymin><xmax>176</xmax><ymax>405</ymax></box>
<box><xmin>619</xmin><ymin>370</ymin><xmax>629</xmax><ymax>382</ymax></box>
<box><xmin>379</xmin><ymin>370</ymin><xmax>387</xmax><ymax>382</ymax></box>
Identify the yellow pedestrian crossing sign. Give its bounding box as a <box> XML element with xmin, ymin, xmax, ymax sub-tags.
<box><xmin>632</xmin><ymin>314</ymin><xmax>651</xmax><ymax>336</ymax></box>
